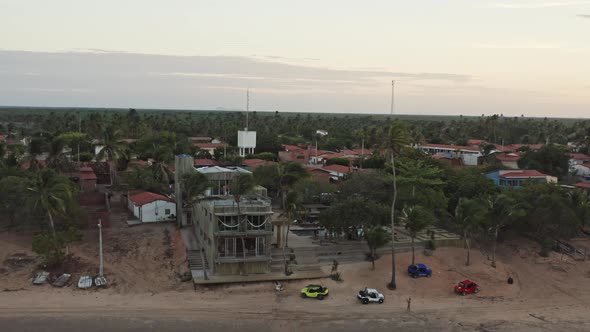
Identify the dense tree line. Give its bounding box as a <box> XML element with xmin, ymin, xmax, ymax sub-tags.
<box><xmin>2</xmin><ymin>107</ymin><xmax>590</xmax><ymax>274</ymax></box>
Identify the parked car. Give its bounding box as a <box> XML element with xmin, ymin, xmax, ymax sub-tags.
<box><xmin>301</xmin><ymin>284</ymin><xmax>329</xmax><ymax>300</ymax></box>
<box><xmin>407</xmin><ymin>263</ymin><xmax>432</xmax><ymax>278</ymax></box>
<box><xmin>357</xmin><ymin>287</ymin><xmax>384</xmax><ymax>304</ymax></box>
<box><xmin>454</xmin><ymin>280</ymin><xmax>480</xmax><ymax>295</ymax></box>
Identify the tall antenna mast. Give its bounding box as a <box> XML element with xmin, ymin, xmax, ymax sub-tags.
<box><xmin>390</xmin><ymin>80</ymin><xmax>395</xmax><ymax>115</ymax></box>
<box><xmin>246</xmin><ymin>88</ymin><xmax>250</xmax><ymax>131</ymax></box>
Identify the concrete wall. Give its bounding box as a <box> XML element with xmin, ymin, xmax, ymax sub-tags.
<box><xmin>215</xmin><ymin>261</ymin><xmax>269</xmax><ymax>275</ymax></box>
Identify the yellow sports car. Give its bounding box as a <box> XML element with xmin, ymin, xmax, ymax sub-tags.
<box><xmin>300</xmin><ymin>284</ymin><xmax>329</xmax><ymax>300</ymax></box>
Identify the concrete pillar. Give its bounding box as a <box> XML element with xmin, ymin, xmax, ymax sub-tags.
<box><xmin>174</xmin><ymin>154</ymin><xmax>195</xmax><ymax>227</ymax></box>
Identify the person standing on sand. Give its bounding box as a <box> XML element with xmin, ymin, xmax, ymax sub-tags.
<box><xmin>407</xmin><ymin>297</ymin><xmax>411</xmax><ymax>312</ymax></box>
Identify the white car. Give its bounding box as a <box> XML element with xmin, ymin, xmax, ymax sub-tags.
<box><xmin>357</xmin><ymin>287</ymin><xmax>384</xmax><ymax>304</ymax></box>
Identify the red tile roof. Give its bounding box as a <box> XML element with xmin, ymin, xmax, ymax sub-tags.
<box><xmin>570</xmin><ymin>153</ymin><xmax>590</xmax><ymax>161</ymax></box>
<box><xmin>351</xmin><ymin>149</ymin><xmax>373</xmax><ymax>156</ymax></box>
<box><xmin>575</xmin><ymin>182</ymin><xmax>590</xmax><ymax>189</ymax></box>
<box><xmin>129</xmin><ymin>192</ymin><xmax>173</xmax><ymax>206</ymax></box>
<box><xmin>314</xmin><ymin>150</ymin><xmax>335</xmax><ymax>156</ymax></box>
<box><xmin>118</xmin><ymin>139</ymin><xmax>137</xmax><ymax>144</ymax></box>
<box><xmin>189</xmin><ymin>136</ymin><xmax>212</xmax><ymax>142</ymax></box>
<box><xmin>79</xmin><ymin>167</ymin><xmax>97</xmax><ymax>180</ymax></box>
<box><xmin>194</xmin><ymin>159</ymin><xmax>219</xmax><ymax>166</ymax></box>
<box><xmin>282</xmin><ymin>144</ymin><xmax>304</xmax><ymax>151</ymax></box>
<box><xmin>496</xmin><ymin>153</ymin><xmax>521</xmax><ymax>162</ymax></box>
<box><xmin>128</xmin><ymin>160</ymin><xmax>148</xmax><ymax>169</ymax></box>
<box><xmin>193</xmin><ymin>143</ymin><xmax>225</xmax><ymax>149</ymax></box>
<box><xmin>20</xmin><ymin>160</ymin><xmax>47</xmax><ymax>170</ymax></box>
<box><xmin>495</xmin><ymin>144</ymin><xmax>544</xmax><ymax>152</ymax></box>
<box><xmin>467</xmin><ymin>139</ymin><xmax>488</xmax><ymax>146</ymax></box>
<box><xmin>581</xmin><ymin>163</ymin><xmax>590</xmax><ymax>169</ymax></box>
<box><xmin>322</xmin><ymin>164</ymin><xmax>353</xmax><ymax>174</ymax></box>
<box><xmin>500</xmin><ymin>170</ymin><xmax>549</xmax><ymax>178</ymax></box>
<box><xmin>243</xmin><ymin>158</ymin><xmax>265</xmax><ymax>165</ymax></box>
<box><xmin>323</xmin><ymin>152</ymin><xmax>347</xmax><ymax>159</ymax></box>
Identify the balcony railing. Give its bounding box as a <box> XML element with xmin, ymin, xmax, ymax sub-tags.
<box><xmin>217</xmin><ymin>250</ymin><xmax>269</xmax><ymax>260</ymax></box>
<box><xmin>216</xmin><ymin>222</ymin><xmax>272</xmax><ymax>234</ymax></box>
<box><xmin>214</xmin><ymin>206</ymin><xmax>272</xmax><ymax>215</ymax></box>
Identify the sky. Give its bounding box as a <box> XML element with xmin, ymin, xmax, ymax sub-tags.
<box><xmin>0</xmin><ymin>0</ymin><xmax>589</xmax><ymax>117</ymax></box>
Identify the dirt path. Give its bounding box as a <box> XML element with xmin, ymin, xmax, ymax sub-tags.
<box><xmin>2</xmin><ymin>229</ymin><xmax>590</xmax><ymax>331</ymax></box>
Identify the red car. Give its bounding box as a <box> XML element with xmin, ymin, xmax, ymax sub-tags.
<box><xmin>454</xmin><ymin>280</ymin><xmax>480</xmax><ymax>296</ymax></box>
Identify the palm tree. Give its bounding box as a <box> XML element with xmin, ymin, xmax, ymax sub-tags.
<box><xmin>365</xmin><ymin>226</ymin><xmax>391</xmax><ymax>270</ymax></box>
<box><xmin>148</xmin><ymin>146</ymin><xmax>174</xmax><ymax>190</ymax></box>
<box><xmin>47</xmin><ymin>137</ymin><xmax>70</xmax><ymax>172</ymax></box>
<box><xmin>453</xmin><ymin>198</ymin><xmax>486</xmax><ymax>266</ymax></box>
<box><xmin>276</xmin><ymin>162</ymin><xmax>308</xmax><ymax>209</ymax></box>
<box><xmin>483</xmin><ymin>194</ymin><xmax>523</xmax><ymax>268</ymax></box>
<box><xmin>383</xmin><ymin>120</ymin><xmax>410</xmax><ymax>290</ymax></box>
<box><xmin>27</xmin><ymin>168</ymin><xmax>76</xmax><ymax>237</ymax></box>
<box><xmin>229</xmin><ymin>174</ymin><xmax>255</xmax><ymax>275</ymax></box>
<box><xmin>0</xmin><ymin>141</ymin><xmax>6</xmax><ymax>167</ymax></box>
<box><xmin>280</xmin><ymin>192</ymin><xmax>302</xmax><ymax>249</ymax></box>
<box><xmin>96</xmin><ymin>128</ymin><xmax>128</xmax><ymax>186</ymax></box>
<box><xmin>400</xmin><ymin>205</ymin><xmax>435</xmax><ymax>265</ymax></box>
<box><xmin>181</xmin><ymin>171</ymin><xmax>210</xmax><ymax>206</ymax></box>
<box><xmin>19</xmin><ymin>137</ymin><xmax>45</xmax><ymax>171</ymax></box>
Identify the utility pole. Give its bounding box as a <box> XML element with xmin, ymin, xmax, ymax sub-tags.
<box><xmin>78</xmin><ymin>112</ymin><xmax>81</xmax><ymax>162</ymax></box>
<box><xmin>98</xmin><ymin>218</ymin><xmax>104</xmax><ymax>277</ymax></box>
<box><xmin>95</xmin><ymin>218</ymin><xmax>108</xmax><ymax>287</ymax></box>
<box><xmin>361</xmin><ymin>138</ymin><xmax>365</xmax><ymax>169</ymax></box>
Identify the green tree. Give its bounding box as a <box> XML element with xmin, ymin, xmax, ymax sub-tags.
<box><xmin>276</xmin><ymin>162</ymin><xmax>309</xmax><ymax>209</ymax></box>
<box><xmin>482</xmin><ymin>193</ymin><xmax>524</xmax><ymax>268</ymax></box>
<box><xmin>452</xmin><ymin>198</ymin><xmax>486</xmax><ymax>266</ymax></box>
<box><xmin>27</xmin><ymin>168</ymin><xmax>77</xmax><ymax>237</ymax></box>
<box><xmin>0</xmin><ymin>176</ymin><xmax>31</xmax><ymax>227</ymax></box>
<box><xmin>280</xmin><ymin>191</ymin><xmax>302</xmax><ymax>249</ymax></box>
<box><xmin>96</xmin><ymin>128</ymin><xmax>128</xmax><ymax>185</ymax></box>
<box><xmin>365</xmin><ymin>226</ymin><xmax>391</xmax><ymax>270</ymax></box>
<box><xmin>319</xmin><ymin>197</ymin><xmax>389</xmax><ymax>241</ymax></box>
<box><xmin>58</xmin><ymin>132</ymin><xmax>90</xmax><ymax>162</ymax></box>
<box><xmin>400</xmin><ymin>205</ymin><xmax>436</xmax><ymax>265</ymax></box>
<box><xmin>325</xmin><ymin>157</ymin><xmax>350</xmax><ymax>166</ymax></box>
<box><xmin>517</xmin><ymin>145</ymin><xmax>570</xmax><ymax>178</ymax></box>
<box><xmin>292</xmin><ymin>178</ymin><xmax>333</xmax><ymax>204</ymax></box>
<box><xmin>181</xmin><ymin>171</ymin><xmax>210</xmax><ymax>206</ymax></box>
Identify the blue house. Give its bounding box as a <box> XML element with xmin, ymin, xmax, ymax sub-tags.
<box><xmin>486</xmin><ymin>170</ymin><xmax>556</xmax><ymax>189</ymax></box>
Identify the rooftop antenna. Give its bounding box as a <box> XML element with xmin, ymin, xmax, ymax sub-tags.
<box><xmin>246</xmin><ymin>88</ymin><xmax>250</xmax><ymax>131</ymax></box>
<box><xmin>390</xmin><ymin>80</ymin><xmax>395</xmax><ymax>115</ymax></box>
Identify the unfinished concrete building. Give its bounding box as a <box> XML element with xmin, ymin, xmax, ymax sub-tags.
<box><xmin>176</xmin><ymin>160</ymin><xmax>274</xmax><ymax>276</ymax></box>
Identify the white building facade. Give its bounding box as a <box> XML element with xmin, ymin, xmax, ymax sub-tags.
<box><xmin>128</xmin><ymin>192</ymin><xmax>176</xmax><ymax>223</ymax></box>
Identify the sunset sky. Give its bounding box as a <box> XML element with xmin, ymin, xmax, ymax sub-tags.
<box><xmin>1</xmin><ymin>0</ymin><xmax>589</xmax><ymax>117</ymax></box>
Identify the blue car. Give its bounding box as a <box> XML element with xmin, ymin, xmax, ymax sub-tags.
<box><xmin>407</xmin><ymin>263</ymin><xmax>432</xmax><ymax>278</ymax></box>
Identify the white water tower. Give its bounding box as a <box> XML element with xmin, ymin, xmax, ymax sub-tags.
<box><xmin>238</xmin><ymin>129</ymin><xmax>256</xmax><ymax>157</ymax></box>
<box><xmin>238</xmin><ymin>89</ymin><xmax>256</xmax><ymax>157</ymax></box>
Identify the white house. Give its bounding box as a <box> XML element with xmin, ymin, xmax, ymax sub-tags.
<box><xmin>128</xmin><ymin>191</ymin><xmax>176</xmax><ymax>223</ymax></box>
<box><xmin>569</xmin><ymin>153</ymin><xmax>590</xmax><ymax>166</ymax></box>
<box><xmin>572</xmin><ymin>163</ymin><xmax>590</xmax><ymax>177</ymax></box>
<box><xmin>417</xmin><ymin>143</ymin><xmax>482</xmax><ymax>166</ymax></box>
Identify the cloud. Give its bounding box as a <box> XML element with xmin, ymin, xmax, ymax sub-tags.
<box><xmin>490</xmin><ymin>1</ymin><xmax>590</xmax><ymax>8</ymax></box>
<box><xmin>577</xmin><ymin>14</ymin><xmax>590</xmax><ymax>17</ymax></box>
<box><xmin>472</xmin><ymin>43</ymin><xmax>561</xmax><ymax>49</ymax></box>
<box><xmin>0</xmin><ymin>49</ymin><xmax>474</xmax><ymax>113</ymax></box>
